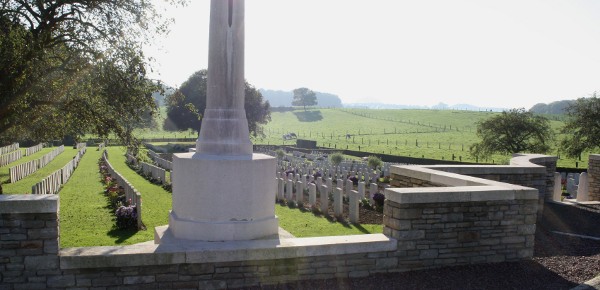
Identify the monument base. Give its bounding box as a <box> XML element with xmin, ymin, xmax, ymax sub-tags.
<box><xmin>167</xmin><ymin>152</ymin><xmax>278</xmax><ymax>241</ymax></box>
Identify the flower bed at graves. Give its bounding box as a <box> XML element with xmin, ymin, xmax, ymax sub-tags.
<box><xmin>99</xmin><ymin>158</ymin><xmax>140</xmax><ymax>230</ymax></box>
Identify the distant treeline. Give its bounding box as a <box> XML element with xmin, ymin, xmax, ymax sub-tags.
<box><xmin>529</xmin><ymin>100</ymin><xmax>574</xmax><ymax>115</ymax></box>
<box><xmin>260</xmin><ymin>89</ymin><xmax>343</xmax><ymax>108</ymax></box>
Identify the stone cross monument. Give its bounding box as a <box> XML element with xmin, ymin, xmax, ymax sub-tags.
<box><xmin>157</xmin><ymin>0</ymin><xmax>278</xmax><ymax>242</ymax></box>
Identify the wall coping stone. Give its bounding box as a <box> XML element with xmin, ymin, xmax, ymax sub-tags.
<box><xmin>387</xmin><ymin>154</ymin><xmax>548</xmax><ymax>204</ymax></box>
<box><xmin>385</xmin><ymin>186</ymin><xmax>538</xmax><ymax>204</ymax></box>
<box><xmin>589</xmin><ymin>154</ymin><xmax>600</xmax><ymax>161</ymax></box>
<box><xmin>60</xmin><ymin>233</ymin><xmax>396</xmax><ymax>269</ymax></box>
<box><xmin>0</xmin><ymin>194</ymin><xmax>58</xmax><ymax>214</ymax></box>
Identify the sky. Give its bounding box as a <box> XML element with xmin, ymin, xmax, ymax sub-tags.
<box><xmin>144</xmin><ymin>0</ymin><xmax>600</xmax><ymax>109</ymax></box>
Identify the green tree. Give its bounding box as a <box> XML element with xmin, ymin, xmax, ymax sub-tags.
<box><xmin>0</xmin><ymin>1</ymin><xmax>183</xmax><ymax>144</ymax></box>
<box><xmin>292</xmin><ymin>87</ymin><xmax>317</xmax><ymax>111</ymax></box>
<box><xmin>561</xmin><ymin>93</ymin><xmax>600</xmax><ymax>157</ymax></box>
<box><xmin>470</xmin><ymin>108</ymin><xmax>553</xmax><ymax>158</ymax></box>
<box><xmin>367</xmin><ymin>155</ymin><xmax>383</xmax><ymax>170</ymax></box>
<box><xmin>329</xmin><ymin>152</ymin><xmax>344</xmax><ymax>167</ymax></box>
<box><xmin>163</xmin><ymin>69</ymin><xmax>272</xmax><ymax>138</ymax></box>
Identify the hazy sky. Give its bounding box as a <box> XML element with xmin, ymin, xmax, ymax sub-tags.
<box><xmin>144</xmin><ymin>0</ymin><xmax>600</xmax><ymax>109</ymax></box>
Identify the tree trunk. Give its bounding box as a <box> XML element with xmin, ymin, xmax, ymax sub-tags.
<box><xmin>0</xmin><ymin>183</ymin><xmax>3</xmax><ymax>195</ymax></box>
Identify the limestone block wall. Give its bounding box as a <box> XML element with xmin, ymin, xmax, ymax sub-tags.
<box><xmin>0</xmin><ymin>195</ymin><xmax>59</xmax><ymax>288</ymax></box>
<box><xmin>383</xmin><ymin>196</ymin><xmax>538</xmax><ymax>268</ymax></box>
<box><xmin>391</xmin><ymin>154</ymin><xmax>557</xmax><ymax>221</ymax></box>
<box><xmin>1</xmin><ymin>155</ymin><xmax>543</xmax><ymax>289</ymax></box>
<box><xmin>588</xmin><ymin>154</ymin><xmax>600</xmax><ymax>201</ymax></box>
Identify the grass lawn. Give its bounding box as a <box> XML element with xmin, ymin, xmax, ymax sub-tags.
<box><xmin>60</xmin><ymin>147</ymin><xmax>173</xmax><ymax>247</ymax></box>
<box><xmin>1</xmin><ymin>147</ymin><xmax>80</xmax><ymax>194</ymax></box>
<box><xmin>58</xmin><ymin>146</ymin><xmax>382</xmax><ymax>247</ymax></box>
<box><xmin>275</xmin><ymin>203</ymin><xmax>383</xmax><ymax>237</ymax></box>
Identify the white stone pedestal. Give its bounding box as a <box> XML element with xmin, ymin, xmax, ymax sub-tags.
<box><xmin>159</xmin><ymin>152</ymin><xmax>278</xmax><ymax>242</ymax></box>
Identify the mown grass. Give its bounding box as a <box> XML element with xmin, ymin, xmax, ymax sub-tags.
<box><xmin>60</xmin><ymin>147</ymin><xmax>172</xmax><ymax>247</ymax></box>
<box><xmin>60</xmin><ymin>149</ymin><xmax>119</xmax><ymax>247</ymax></box>
<box><xmin>275</xmin><ymin>203</ymin><xmax>383</xmax><ymax>237</ymax></box>
<box><xmin>58</xmin><ymin>145</ymin><xmax>382</xmax><ymax>247</ymax></box>
<box><xmin>2</xmin><ymin>147</ymin><xmax>80</xmax><ymax>194</ymax></box>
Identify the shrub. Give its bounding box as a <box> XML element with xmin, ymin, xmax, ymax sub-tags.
<box><xmin>367</xmin><ymin>155</ymin><xmax>383</xmax><ymax>170</ymax></box>
<box><xmin>276</xmin><ymin>149</ymin><xmax>285</xmax><ymax>159</ymax></box>
<box><xmin>329</xmin><ymin>152</ymin><xmax>344</xmax><ymax>167</ymax></box>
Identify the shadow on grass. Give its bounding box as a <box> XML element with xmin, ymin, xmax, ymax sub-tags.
<box><xmin>107</xmin><ymin>228</ymin><xmax>138</xmax><ymax>244</ymax></box>
<box><xmin>101</xmin><ymin>190</ymin><xmax>142</xmax><ymax>244</ymax></box>
<box><xmin>283</xmin><ymin>201</ymin><xmax>374</xmax><ymax>233</ymax></box>
<box><xmin>293</xmin><ymin>110</ymin><xmax>323</xmax><ymax>122</ymax></box>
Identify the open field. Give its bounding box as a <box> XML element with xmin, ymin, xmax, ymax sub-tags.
<box><xmin>88</xmin><ymin>108</ymin><xmax>588</xmax><ymax>168</ymax></box>
<box><xmin>255</xmin><ymin>108</ymin><xmax>582</xmax><ymax>168</ymax></box>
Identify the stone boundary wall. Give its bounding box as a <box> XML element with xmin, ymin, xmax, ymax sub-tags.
<box><xmin>390</xmin><ymin>154</ymin><xmax>557</xmax><ymax>221</ymax></box>
<box><xmin>0</xmin><ymin>195</ymin><xmax>59</xmax><ymax>289</ymax></box>
<box><xmin>1</xmin><ymin>156</ymin><xmax>542</xmax><ymax>290</ymax></box>
<box><xmin>383</xmin><ymin>188</ymin><xmax>538</xmax><ymax>267</ymax></box>
<box><xmin>588</xmin><ymin>154</ymin><xmax>600</xmax><ymax>201</ymax></box>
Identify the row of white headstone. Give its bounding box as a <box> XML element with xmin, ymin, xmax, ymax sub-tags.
<box><xmin>140</xmin><ymin>161</ymin><xmax>168</xmax><ymax>184</ymax></box>
<box><xmin>0</xmin><ymin>143</ymin><xmax>19</xmax><ymax>156</ymax></box>
<box><xmin>31</xmin><ymin>146</ymin><xmax>86</xmax><ymax>195</ymax></box>
<box><xmin>276</xmin><ymin>172</ymin><xmax>380</xmax><ymax>223</ymax></box>
<box><xmin>277</xmin><ymin>159</ymin><xmax>383</xmax><ymax>186</ymax></box>
<box><xmin>9</xmin><ymin>145</ymin><xmax>65</xmax><ymax>183</ymax></box>
<box><xmin>102</xmin><ymin>150</ymin><xmax>143</xmax><ymax>229</ymax></box>
<box><xmin>554</xmin><ymin>172</ymin><xmax>590</xmax><ymax>202</ymax></box>
<box><xmin>0</xmin><ymin>150</ymin><xmax>22</xmax><ymax>167</ymax></box>
<box><xmin>24</xmin><ymin>143</ymin><xmax>43</xmax><ymax>156</ymax></box>
<box><xmin>147</xmin><ymin>149</ymin><xmax>173</xmax><ymax>171</ymax></box>
<box><xmin>75</xmin><ymin>142</ymin><xmax>87</xmax><ymax>150</ymax></box>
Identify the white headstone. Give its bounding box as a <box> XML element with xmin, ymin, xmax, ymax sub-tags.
<box><xmin>553</xmin><ymin>172</ymin><xmax>562</xmax><ymax>202</ymax></box>
<box><xmin>577</xmin><ymin>172</ymin><xmax>589</xmax><ymax>202</ymax></box>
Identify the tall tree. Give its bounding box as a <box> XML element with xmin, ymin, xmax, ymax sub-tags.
<box><xmin>163</xmin><ymin>69</ymin><xmax>271</xmax><ymax>138</ymax></box>
<box><xmin>470</xmin><ymin>108</ymin><xmax>553</xmax><ymax>158</ymax></box>
<box><xmin>292</xmin><ymin>87</ymin><xmax>317</xmax><ymax>111</ymax></box>
<box><xmin>0</xmin><ymin>0</ymin><xmax>183</xmax><ymax>145</ymax></box>
<box><xmin>561</xmin><ymin>93</ymin><xmax>600</xmax><ymax>157</ymax></box>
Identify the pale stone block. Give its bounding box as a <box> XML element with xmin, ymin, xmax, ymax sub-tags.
<box><xmin>320</xmin><ymin>185</ymin><xmax>329</xmax><ymax>214</ymax></box>
<box><xmin>286</xmin><ymin>175</ymin><xmax>294</xmax><ymax>200</ymax></box>
<box><xmin>334</xmin><ymin>187</ymin><xmax>343</xmax><ymax>217</ymax></box>
<box><xmin>349</xmin><ymin>190</ymin><xmax>359</xmax><ymax>223</ymax></box>
<box><xmin>577</xmin><ymin>172</ymin><xmax>589</xmax><ymax>202</ymax></box>
<box><xmin>309</xmin><ymin>183</ymin><xmax>317</xmax><ymax>206</ymax></box>
<box><xmin>296</xmin><ymin>181</ymin><xmax>304</xmax><ymax>203</ymax></box>
<box><xmin>553</xmin><ymin>172</ymin><xmax>562</xmax><ymax>202</ymax></box>
<box><xmin>168</xmin><ymin>153</ymin><xmax>278</xmax><ymax>241</ymax></box>
<box><xmin>277</xmin><ymin>178</ymin><xmax>284</xmax><ymax>201</ymax></box>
